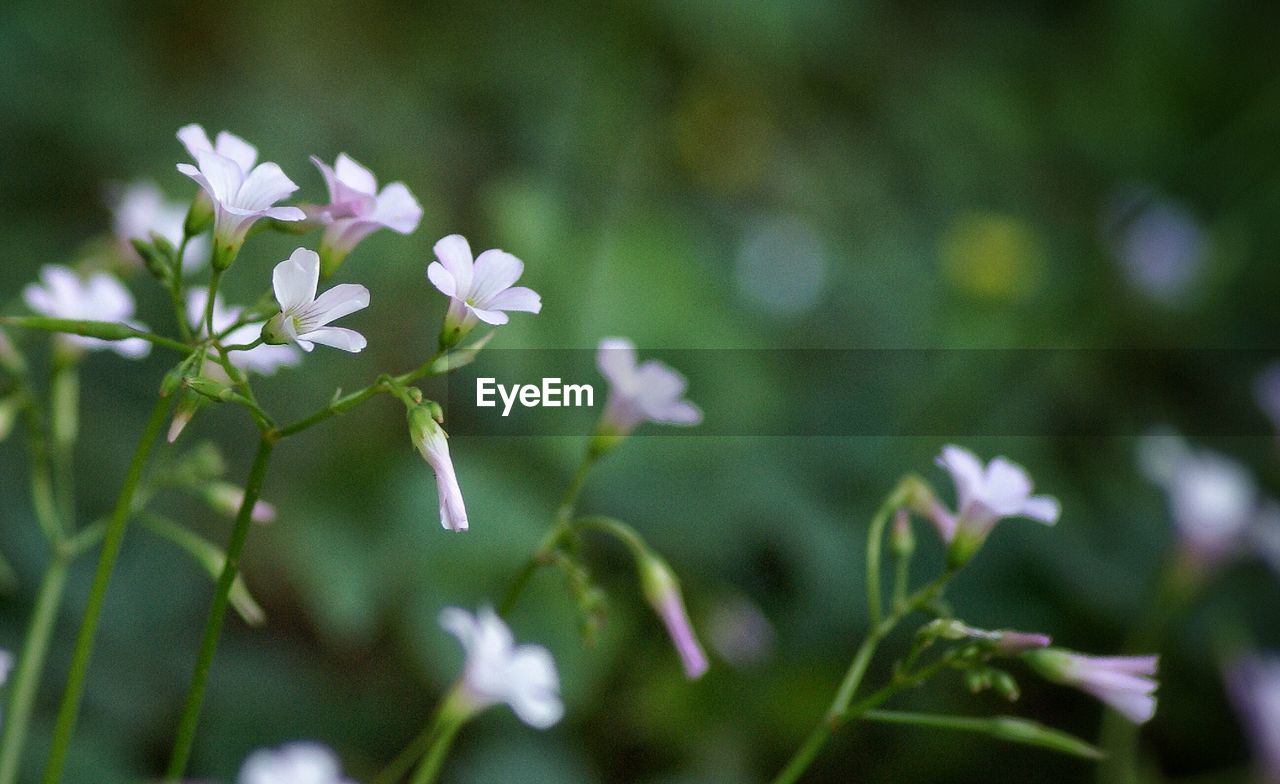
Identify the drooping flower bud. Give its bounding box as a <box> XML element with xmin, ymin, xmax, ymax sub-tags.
<box><xmin>409</xmin><ymin>406</ymin><xmax>468</xmax><ymax>532</ymax></box>
<box><xmin>639</xmin><ymin>551</ymin><xmax>709</xmax><ymax>679</ymax></box>
<box><xmin>1024</xmin><ymin>649</ymin><xmax>1159</xmax><ymax>725</ymax></box>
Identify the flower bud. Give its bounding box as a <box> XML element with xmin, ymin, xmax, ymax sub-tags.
<box><xmin>184</xmin><ymin>375</ymin><xmax>237</xmax><ymax>403</ymax></box>
<box><xmin>166</xmin><ymin>392</ymin><xmax>203</xmax><ymax>443</ymax></box>
<box><xmin>889</xmin><ymin>509</ymin><xmax>915</xmax><ymax>559</ymax></box>
<box><xmin>204</xmin><ymin>481</ymin><xmax>277</xmax><ymax>524</ymax></box>
<box><xmin>639</xmin><ymin>552</ymin><xmax>709</xmax><ymax>679</ymax></box>
<box><xmin>184</xmin><ymin>192</ymin><xmax>214</xmax><ymax>237</ymax></box>
<box><xmin>992</xmin><ymin>670</ymin><xmax>1021</xmax><ymax>701</ymax></box>
<box><xmin>409</xmin><ymin>406</ymin><xmax>468</xmax><ymax>532</ymax></box>
<box><xmin>130</xmin><ymin>237</ymin><xmax>172</xmax><ymax>283</ymax></box>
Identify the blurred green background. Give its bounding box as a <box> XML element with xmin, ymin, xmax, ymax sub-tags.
<box><xmin>2</xmin><ymin>0</ymin><xmax>1280</xmax><ymax>782</ymax></box>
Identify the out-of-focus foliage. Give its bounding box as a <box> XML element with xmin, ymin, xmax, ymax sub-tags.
<box><xmin>2</xmin><ymin>1</ymin><xmax>1279</xmax><ymax>782</ymax></box>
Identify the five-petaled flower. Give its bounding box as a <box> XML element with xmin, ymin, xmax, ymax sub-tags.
<box><xmin>427</xmin><ymin>234</ymin><xmax>541</xmax><ymax>348</ymax></box>
<box><xmin>177</xmin><ymin>138</ymin><xmax>305</xmax><ymax>268</ymax></box>
<box><xmin>238</xmin><ymin>742</ymin><xmax>355</xmax><ymax>784</ymax></box>
<box><xmin>933</xmin><ymin>445</ymin><xmax>1060</xmax><ymax>566</ymax></box>
<box><xmin>311</xmin><ymin>153</ymin><xmax>423</xmax><ymax>275</ymax></box>
<box><xmin>592</xmin><ymin>337</ymin><xmax>701</xmax><ymax>453</ymax></box>
<box><xmin>1024</xmin><ymin>650</ymin><xmax>1159</xmax><ymax>725</ymax></box>
<box><xmin>23</xmin><ymin>266</ymin><xmax>151</xmax><ymax>359</ymax></box>
<box><xmin>439</xmin><ymin>606</ymin><xmax>563</xmax><ymax>729</ymax></box>
<box><xmin>262</xmin><ymin>249</ymin><xmax>370</xmax><ymax>353</ymax></box>
<box><xmin>409</xmin><ymin>406</ymin><xmax>469</xmax><ymax>532</ymax></box>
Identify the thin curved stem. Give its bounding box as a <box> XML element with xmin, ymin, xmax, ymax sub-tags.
<box><xmin>274</xmin><ymin>350</ymin><xmax>445</xmax><ymax>438</ymax></box>
<box><xmin>42</xmin><ymin>395</ymin><xmax>172</xmax><ymax>784</ymax></box>
<box><xmin>171</xmin><ymin>233</ymin><xmax>193</xmax><ymax>343</ymax></box>
<box><xmin>165</xmin><ymin>436</ymin><xmax>275</xmax><ymax>779</ymax></box>
<box><xmin>0</xmin><ymin>316</ymin><xmax>192</xmax><ymax>354</ymax></box>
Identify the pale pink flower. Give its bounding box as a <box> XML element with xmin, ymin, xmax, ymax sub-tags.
<box><xmin>595</xmin><ymin>337</ymin><xmax>702</xmax><ymax>437</ymax></box>
<box><xmin>238</xmin><ymin>742</ymin><xmax>354</xmax><ymax>784</ymax></box>
<box><xmin>22</xmin><ymin>266</ymin><xmax>150</xmax><ymax>359</ymax></box>
<box><xmin>262</xmin><ymin>249</ymin><xmax>369</xmax><ymax>353</ymax></box>
<box><xmin>439</xmin><ymin>606</ymin><xmax>562</xmax><ymax>728</ymax></box>
<box><xmin>178</xmin><ymin>124</ymin><xmax>258</xmax><ymax>172</ymax></box>
<box><xmin>409</xmin><ymin>408</ymin><xmax>468</xmax><ymax>532</ymax></box>
<box><xmin>427</xmin><ymin>234</ymin><xmax>541</xmax><ymax>344</ymax></box>
<box><xmin>933</xmin><ymin>445</ymin><xmax>1059</xmax><ymax>563</ymax></box>
<box><xmin>1026</xmin><ymin>650</ymin><xmax>1159</xmax><ymax>725</ymax></box>
<box><xmin>1226</xmin><ymin>654</ymin><xmax>1280</xmax><ymax>783</ymax></box>
<box><xmin>311</xmin><ymin>153</ymin><xmax>422</xmax><ymax>273</ymax></box>
<box><xmin>177</xmin><ymin>150</ymin><xmax>305</xmax><ymax>266</ymax></box>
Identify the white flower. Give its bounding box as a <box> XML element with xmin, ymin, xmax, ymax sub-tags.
<box><xmin>439</xmin><ymin>606</ymin><xmax>562</xmax><ymax>729</ymax></box>
<box><xmin>409</xmin><ymin>408</ymin><xmax>468</xmax><ymax>532</ymax></box>
<box><xmin>427</xmin><ymin>234</ymin><xmax>541</xmax><ymax>343</ymax></box>
<box><xmin>1026</xmin><ymin>650</ymin><xmax>1159</xmax><ymax>725</ymax></box>
<box><xmin>178</xmin><ymin>124</ymin><xmax>259</xmax><ymax>172</ymax></box>
<box><xmin>22</xmin><ymin>266</ymin><xmax>150</xmax><ymax>359</ymax></box>
<box><xmin>1226</xmin><ymin>654</ymin><xmax>1280</xmax><ymax>782</ymax></box>
<box><xmin>262</xmin><ymin>249</ymin><xmax>369</xmax><ymax>353</ymax></box>
<box><xmin>238</xmin><ymin>742</ymin><xmax>354</xmax><ymax>784</ymax></box>
<box><xmin>311</xmin><ymin>153</ymin><xmax>423</xmax><ymax>272</ymax></box>
<box><xmin>186</xmin><ymin>288</ymin><xmax>300</xmax><ymax>376</ymax></box>
<box><xmin>177</xmin><ymin>150</ymin><xmax>305</xmax><ymax>266</ymax></box>
<box><xmin>1140</xmin><ymin>434</ymin><xmax>1260</xmax><ymax>567</ymax></box>
<box><xmin>109</xmin><ymin>180</ymin><xmax>208</xmax><ymax>271</ymax></box>
<box><xmin>933</xmin><ymin>445</ymin><xmax>1059</xmax><ymax>557</ymax></box>
<box><xmin>595</xmin><ymin>337</ymin><xmax>702</xmax><ymax>437</ymax></box>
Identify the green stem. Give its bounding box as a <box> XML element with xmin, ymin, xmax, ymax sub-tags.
<box><xmin>171</xmin><ymin>234</ymin><xmax>193</xmax><ymax>343</ymax></box>
<box><xmin>42</xmin><ymin>395</ymin><xmax>172</xmax><ymax>784</ymax></box>
<box><xmin>0</xmin><ymin>556</ymin><xmax>69</xmax><ymax>784</ymax></box>
<box><xmin>49</xmin><ymin>354</ymin><xmax>78</xmax><ymax>538</ymax></box>
<box><xmin>863</xmin><ymin>710</ymin><xmax>1104</xmax><ymax>760</ymax></box>
<box><xmin>865</xmin><ymin>497</ymin><xmax>895</xmax><ymax>629</ymax></box>
<box><xmin>203</xmin><ymin>269</ymin><xmax>223</xmax><ymax>341</ymax></box>
<box><xmin>165</xmin><ymin>436</ymin><xmax>275</xmax><ymax>780</ymax></box>
<box><xmin>0</xmin><ymin>317</ymin><xmax>192</xmax><ymax>354</ymax></box>
<box><xmin>407</xmin><ymin>691</ymin><xmax>467</xmax><ymax>784</ymax></box>
<box><xmin>274</xmin><ymin>351</ymin><xmax>444</xmax><ymax>438</ymax></box>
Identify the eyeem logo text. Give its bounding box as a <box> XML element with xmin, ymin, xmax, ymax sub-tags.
<box><xmin>476</xmin><ymin>378</ymin><xmax>595</xmax><ymax>417</ymax></box>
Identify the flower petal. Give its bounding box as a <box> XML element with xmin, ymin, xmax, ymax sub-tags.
<box><xmin>371</xmin><ymin>182</ymin><xmax>423</xmax><ymax>234</ymax></box>
<box><xmin>427</xmin><ymin>262</ymin><xmax>457</xmax><ymax>297</ymax></box>
<box><xmin>306</xmin><ymin>283</ymin><xmax>370</xmax><ymax>327</ymax></box>
<box><xmin>984</xmin><ymin>457</ymin><xmax>1033</xmax><ymax>514</ymax></box>
<box><xmin>1021</xmin><ymin>495</ymin><xmax>1061</xmax><ymax>525</ymax></box>
<box><xmin>236</xmin><ymin>162</ymin><xmax>299</xmax><ymax>212</ymax></box>
<box><xmin>485</xmin><ymin>285</ymin><xmax>542</xmax><ymax>314</ymax></box>
<box><xmin>503</xmin><ymin>646</ymin><xmax>563</xmax><ymax>729</ymax></box>
<box><xmin>213</xmin><ymin>130</ymin><xmax>258</xmax><ymax>171</ymax></box>
<box><xmin>192</xmin><ymin>150</ymin><xmax>244</xmax><ymax>205</ymax></box>
<box><xmin>273</xmin><ymin>248</ymin><xmax>320</xmax><ymax>312</ymax></box>
<box><xmin>334</xmin><ymin>153</ymin><xmax>378</xmax><ymax>195</ymax></box>
<box><xmin>937</xmin><ymin>445</ymin><xmax>984</xmax><ymax>508</ymax></box>
<box><xmin>298</xmin><ymin>326</ymin><xmax>366</xmax><ymax>353</ymax></box>
<box><xmin>433</xmin><ymin>234</ymin><xmax>474</xmax><ymax>296</ymax></box>
<box><xmin>176</xmin><ymin>124</ymin><xmax>213</xmax><ymax>159</ymax></box>
<box><xmin>596</xmin><ymin>337</ymin><xmax>637</xmax><ymax>386</ymax></box>
<box><xmin>467</xmin><ymin>305</ymin><xmax>509</xmax><ymax>326</ymax></box>
<box><xmin>470</xmin><ymin>249</ymin><xmax>525</xmax><ymax>306</ymax></box>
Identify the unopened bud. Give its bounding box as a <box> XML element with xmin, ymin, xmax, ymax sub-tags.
<box><xmin>889</xmin><ymin>509</ymin><xmax>915</xmax><ymax>559</ymax></box>
<box><xmin>184</xmin><ymin>192</ymin><xmax>214</xmax><ymax>237</ymax></box>
<box><xmin>640</xmin><ymin>552</ymin><xmax>710</xmax><ymax>680</ymax></box>
<box><xmin>204</xmin><ymin>481</ymin><xmax>277</xmax><ymax>524</ymax></box>
<box><xmin>183</xmin><ymin>375</ymin><xmax>236</xmax><ymax>403</ymax></box>
<box><xmin>992</xmin><ymin>670</ymin><xmax>1020</xmax><ymax>701</ymax></box>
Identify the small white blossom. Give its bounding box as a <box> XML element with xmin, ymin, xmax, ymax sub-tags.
<box><xmin>409</xmin><ymin>408</ymin><xmax>468</xmax><ymax>532</ymax></box>
<box><xmin>427</xmin><ymin>234</ymin><xmax>541</xmax><ymax>343</ymax></box>
<box><xmin>178</xmin><ymin>124</ymin><xmax>259</xmax><ymax>172</ymax></box>
<box><xmin>238</xmin><ymin>742</ymin><xmax>354</xmax><ymax>784</ymax></box>
<box><xmin>311</xmin><ymin>153</ymin><xmax>423</xmax><ymax>272</ymax></box>
<box><xmin>22</xmin><ymin>266</ymin><xmax>150</xmax><ymax>359</ymax></box>
<box><xmin>263</xmin><ymin>249</ymin><xmax>369</xmax><ymax>353</ymax></box>
<box><xmin>933</xmin><ymin>445</ymin><xmax>1059</xmax><ymax>561</ymax></box>
<box><xmin>595</xmin><ymin>337</ymin><xmax>702</xmax><ymax>437</ymax></box>
<box><xmin>109</xmin><ymin>180</ymin><xmax>208</xmax><ymax>270</ymax></box>
<box><xmin>1027</xmin><ymin>650</ymin><xmax>1159</xmax><ymax>725</ymax></box>
<box><xmin>177</xmin><ymin>149</ymin><xmax>305</xmax><ymax>265</ymax></box>
<box><xmin>440</xmin><ymin>606</ymin><xmax>562</xmax><ymax>729</ymax></box>
<box><xmin>186</xmin><ymin>288</ymin><xmax>300</xmax><ymax>376</ymax></box>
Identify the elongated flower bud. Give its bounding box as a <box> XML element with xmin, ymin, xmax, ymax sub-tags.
<box><xmin>639</xmin><ymin>552</ymin><xmax>709</xmax><ymax>679</ymax></box>
<box><xmin>409</xmin><ymin>406</ymin><xmax>468</xmax><ymax>532</ymax></box>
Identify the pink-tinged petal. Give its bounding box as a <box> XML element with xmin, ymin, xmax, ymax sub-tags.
<box><xmin>653</xmin><ymin>399</ymin><xmax>703</xmax><ymax>426</ymax></box>
<box><xmin>213</xmin><ymin>130</ymin><xmax>257</xmax><ymax>171</ymax></box>
<box><xmin>470</xmin><ymin>250</ymin><xmax>525</xmax><ymax>306</ymax></box>
<box><xmin>504</xmin><ymin>647</ymin><xmax>563</xmax><ymax>728</ymax></box>
<box><xmin>176</xmin><ymin>163</ymin><xmax>216</xmax><ymax>203</ymax></box>
<box><xmin>236</xmin><ymin>162</ymin><xmax>299</xmax><ymax>212</ymax></box>
<box><xmin>371</xmin><ymin>182</ymin><xmax>423</xmax><ymax>234</ymax></box>
<box><xmin>262</xmin><ymin>205</ymin><xmax>305</xmax><ymax>222</ymax></box>
<box><xmin>937</xmin><ymin>445</ymin><xmax>984</xmax><ymax>506</ymax></box>
<box><xmin>439</xmin><ymin>607</ymin><xmax>480</xmax><ymax>651</ymax></box>
<box><xmin>310</xmin><ymin>155</ymin><xmax>341</xmax><ymax>202</ymax></box>
<box><xmin>427</xmin><ymin>261</ymin><xmax>457</xmax><ymax>297</ymax></box>
<box><xmin>433</xmin><ymin>234</ymin><xmax>474</xmax><ymax>296</ymax></box>
<box><xmin>467</xmin><ymin>305</ymin><xmax>510</xmax><ymax>326</ymax></box>
<box><xmin>485</xmin><ymin>285</ymin><xmax>542</xmax><ymax>314</ymax></box>
<box><xmin>299</xmin><ymin>326</ymin><xmax>366</xmax><ymax>353</ymax></box>
<box><xmin>334</xmin><ymin>153</ymin><xmax>378</xmax><ymax>195</ymax></box>
<box><xmin>273</xmin><ymin>248</ymin><xmax>320</xmax><ymax>312</ymax></box>
<box><xmin>1021</xmin><ymin>495</ymin><xmax>1061</xmax><ymax>524</ymax></box>
<box><xmin>1084</xmin><ymin>655</ymin><xmax>1160</xmax><ymax>676</ymax></box>
<box><xmin>176</xmin><ymin>124</ymin><xmax>213</xmax><ymax>159</ymax></box>
<box><xmin>983</xmin><ymin>457</ymin><xmax>1034</xmax><ymax>514</ymax></box>
<box><xmin>193</xmin><ymin>150</ymin><xmax>244</xmax><ymax>205</ymax></box>
<box><xmin>596</xmin><ymin>337</ymin><xmax>638</xmax><ymax>385</ymax></box>
<box><xmin>306</xmin><ymin>283</ymin><xmax>370</xmax><ymax>327</ymax></box>
<box><xmin>1087</xmin><ymin>687</ymin><xmax>1157</xmax><ymax>724</ymax></box>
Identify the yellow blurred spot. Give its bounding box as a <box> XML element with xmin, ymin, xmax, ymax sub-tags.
<box><xmin>672</xmin><ymin>76</ymin><xmax>775</xmax><ymax>195</ymax></box>
<box><xmin>940</xmin><ymin>211</ymin><xmax>1044</xmax><ymax>301</ymax></box>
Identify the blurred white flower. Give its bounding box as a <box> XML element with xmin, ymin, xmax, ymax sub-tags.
<box><xmin>1226</xmin><ymin>654</ymin><xmax>1280</xmax><ymax>782</ymax></box>
<box><xmin>311</xmin><ymin>153</ymin><xmax>423</xmax><ymax>273</ymax></box>
<box><xmin>238</xmin><ymin>742</ymin><xmax>354</xmax><ymax>784</ymax></box>
<box><xmin>263</xmin><ymin>249</ymin><xmax>369</xmax><ymax>353</ymax></box>
<box><xmin>409</xmin><ymin>408</ymin><xmax>468</xmax><ymax>532</ymax></box>
<box><xmin>933</xmin><ymin>445</ymin><xmax>1059</xmax><ymax>563</ymax></box>
<box><xmin>186</xmin><ymin>288</ymin><xmax>300</xmax><ymax>376</ymax></box>
<box><xmin>707</xmin><ymin>595</ymin><xmax>775</xmax><ymax>669</ymax></box>
<box><xmin>427</xmin><ymin>234</ymin><xmax>541</xmax><ymax>344</ymax></box>
<box><xmin>1026</xmin><ymin>650</ymin><xmax>1159</xmax><ymax>725</ymax></box>
<box><xmin>1139</xmin><ymin>433</ymin><xmax>1264</xmax><ymax>569</ymax></box>
<box><xmin>735</xmin><ymin>215</ymin><xmax>828</xmax><ymax>317</ymax></box>
<box><xmin>109</xmin><ymin>180</ymin><xmax>208</xmax><ymax>270</ymax></box>
<box><xmin>22</xmin><ymin>266</ymin><xmax>150</xmax><ymax>359</ymax></box>
<box><xmin>595</xmin><ymin>337</ymin><xmax>702</xmax><ymax>437</ymax></box>
<box><xmin>1102</xmin><ymin>185</ymin><xmax>1207</xmax><ymax>305</ymax></box>
<box><xmin>177</xmin><ymin>151</ymin><xmax>305</xmax><ymax>267</ymax></box>
<box><xmin>439</xmin><ymin>606</ymin><xmax>562</xmax><ymax>729</ymax></box>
